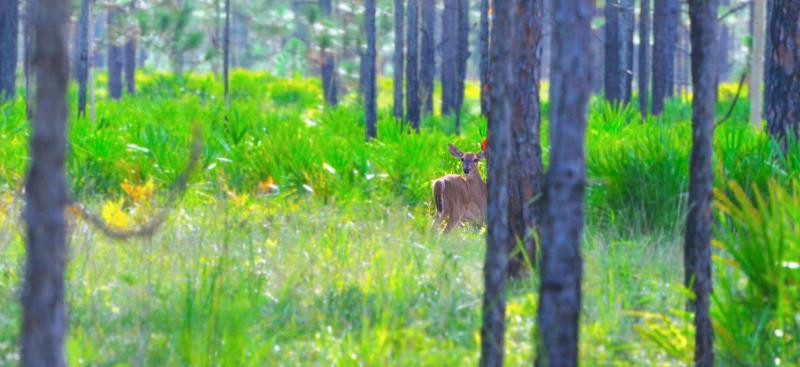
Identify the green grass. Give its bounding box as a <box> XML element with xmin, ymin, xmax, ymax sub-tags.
<box><xmin>0</xmin><ymin>71</ymin><xmax>798</xmax><ymax>365</ymax></box>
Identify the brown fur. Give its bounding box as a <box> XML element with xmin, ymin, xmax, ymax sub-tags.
<box><xmin>432</xmin><ymin>145</ymin><xmax>487</xmax><ymax>232</ymax></box>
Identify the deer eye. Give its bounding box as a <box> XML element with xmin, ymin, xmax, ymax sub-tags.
<box><xmin>473</xmin><ymin>159</ymin><xmax>478</xmax><ymax>162</ymax></box>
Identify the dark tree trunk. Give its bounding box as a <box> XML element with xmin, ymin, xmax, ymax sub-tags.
<box><xmin>223</xmin><ymin>0</ymin><xmax>230</xmax><ymax>108</ymax></box>
<box><xmin>365</xmin><ymin>0</ymin><xmax>377</xmax><ymax>140</ymax></box>
<box><xmin>765</xmin><ymin>0</ymin><xmax>800</xmax><ymax>142</ymax></box>
<box><xmin>665</xmin><ymin>0</ymin><xmax>680</xmax><ymax>97</ymax></box>
<box><xmin>124</xmin><ymin>0</ymin><xmax>136</xmax><ymax>95</ymax></box>
<box><xmin>623</xmin><ymin>0</ymin><xmax>634</xmax><ymax>104</ymax></box>
<box><xmin>321</xmin><ymin>0</ymin><xmax>337</xmax><ymax>106</ymax></box>
<box><xmin>652</xmin><ymin>0</ymin><xmax>678</xmax><ymax>114</ymax></box>
<box><xmin>453</xmin><ymin>0</ymin><xmax>469</xmax><ymax>134</ymax></box>
<box><xmin>605</xmin><ymin>0</ymin><xmax>624</xmax><ymax>104</ymax></box>
<box><xmin>77</xmin><ymin>0</ymin><xmax>91</xmax><ymax>115</ymax></box>
<box><xmin>21</xmin><ymin>0</ymin><xmax>70</xmax><ymax>364</ymax></box>
<box><xmin>420</xmin><ymin>0</ymin><xmax>435</xmax><ymax>115</ymax></box>
<box><xmin>536</xmin><ymin>0</ymin><xmax>592</xmax><ymax>364</ymax></box>
<box><xmin>480</xmin><ymin>0</ymin><xmax>512</xmax><ymax>364</ymax></box>
<box><xmin>441</xmin><ymin>0</ymin><xmax>458</xmax><ymax>118</ymax></box>
<box><xmin>0</xmin><ymin>0</ymin><xmax>19</xmax><ymax>100</ymax></box>
<box><xmin>508</xmin><ymin>0</ymin><xmax>544</xmax><ymax>279</ymax></box>
<box><xmin>107</xmin><ymin>9</ymin><xmax>123</xmax><ymax>100</ymax></box>
<box><xmin>406</xmin><ymin>0</ymin><xmax>420</xmax><ymax>130</ymax></box>
<box><xmin>479</xmin><ymin>0</ymin><xmax>490</xmax><ymax>116</ymax></box>
<box><xmin>393</xmin><ymin>0</ymin><xmax>404</xmax><ymax>120</ymax></box>
<box><xmin>639</xmin><ymin>0</ymin><xmax>651</xmax><ymax>116</ymax></box>
<box><xmin>686</xmin><ymin>1</ymin><xmax>718</xmax><ymax>366</ymax></box>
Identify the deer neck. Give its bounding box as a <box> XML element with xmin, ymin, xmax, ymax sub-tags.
<box><xmin>467</xmin><ymin>169</ymin><xmax>486</xmax><ymax>189</ymax></box>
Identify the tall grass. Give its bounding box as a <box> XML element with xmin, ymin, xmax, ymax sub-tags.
<box><xmin>0</xmin><ymin>71</ymin><xmax>797</xmax><ymax>365</ymax></box>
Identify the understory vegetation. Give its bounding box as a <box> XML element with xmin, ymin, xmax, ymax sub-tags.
<box><xmin>0</xmin><ymin>72</ymin><xmax>797</xmax><ymax>366</ymax></box>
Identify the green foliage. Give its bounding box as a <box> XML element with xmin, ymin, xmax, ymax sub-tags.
<box><xmin>0</xmin><ymin>72</ymin><xmax>798</xmax><ymax>365</ymax></box>
<box><xmin>713</xmin><ymin>181</ymin><xmax>800</xmax><ymax>365</ymax></box>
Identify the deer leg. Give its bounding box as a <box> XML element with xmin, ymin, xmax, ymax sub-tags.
<box><xmin>443</xmin><ymin>213</ymin><xmax>462</xmax><ymax>233</ymax></box>
<box><xmin>432</xmin><ymin>212</ymin><xmax>445</xmax><ymax>231</ymax></box>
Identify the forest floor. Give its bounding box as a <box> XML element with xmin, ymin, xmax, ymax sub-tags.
<box><xmin>0</xmin><ymin>72</ymin><xmax>796</xmax><ymax>366</ymax></box>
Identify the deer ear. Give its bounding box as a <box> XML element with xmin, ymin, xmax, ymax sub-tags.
<box><xmin>478</xmin><ymin>150</ymin><xmax>486</xmax><ymax>160</ymax></box>
<box><xmin>448</xmin><ymin>144</ymin><xmax>463</xmax><ymax>158</ymax></box>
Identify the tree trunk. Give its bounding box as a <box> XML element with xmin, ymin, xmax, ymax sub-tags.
<box><xmin>124</xmin><ymin>0</ymin><xmax>136</xmax><ymax>95</ymax></box>
<box><xmin>441</xmin><ymin>0</ymin><xmax>458</xmax><ymax>118</ymax></box>
<box><xmin>420</xmin><ymin>0</ymin><xmax>435</xmax><ymax>115</ymax></box>
<box><xmin>224</xmin><ymin>0</ymin><xmax>230</xmax><ymax>108</ymax></box>
<box><xmin>0</xmin><ymin>0</ymin><xmax>19</xmax><ymax>100</ymax></box>
<box><xmin>750</xmin><ymin>0</ymin><xmax>766</xmax><ymax>129</ymax></box>
<box><xmin>321</xmin><ymin>0</ymin><xmax>338</xmax><ymax>106</ymax></box>
<box><xmin>765</xmin><ymin>0</ymin><xmax>800</xmax><ymax>141</ymax></box>
<box><xmin>406</xmin><ymin>0</ymin><xmax>420</xmax><ymax>130</ymax></box>
<box><xmin>665</xmin><ymin>0</ymin><xmax>680</xmax><ymax>97</ymax></box>
<box><xmin>393</xmin><ymin>0</ymin><xmax>404</xmax><ymax>120</ymax></box>
<box><xmin>365</xmin><ymin>0</ymin><xmax>377</xmax><ymax>140</ymax></box>
<box><xmin>453</xmin><ymin>0</ymin><xmax>469</xmax><ymax>134</ymax></box>
<box><xmin>479</xmin><ymin>0</ymin><xmax>490</xmax><ymax>116</ymax></box>
<box><xmin>604</xmin><ymin>0</ymin><xmax>623</xmax><ymax>104</ymax></box>
<box><xmin>21</xmin><ymin>0</ymin><xmax>70</xmax><ymax>364</ymax></box>
<box><xmin>686</xmin><ymin>1</ymin><xmax>718</xmax><ymax>366</ymax></box>
<box><xmin>639</xmin><ymin>0</ymin><xmax>651</xmax><ymax>116</ymax></box>
<box><xmin>507</xmin><ymin>0</ymin><xmax>544</xmax><ymax>279</ymax></box>
<box><xmin>480</xmin><ymin>0</ymin><xmax>512</xmax><ymax>364</ymax></box>
<box><xmin>536</xmin><ymin>0</ymin><xmax>592</xmax><ymax>364</ymax></box>
<box><xmin>652</xmin><ymin>0</ymin><xmax>678</xmax><ymax>115</ymax></box>
<box><xmin>107</xmin><ymin>9</ymin><xmax>123</xmax><ymax>100</ymax></box>
<box><xmin>623</xmin><ymin>0</ymin><xmax>634</xmax><ymax>104</ymax></box>
<box><xmin>605</xmin><ymin>0</ymin><xmax>624</xmax><ymax>104</ymax></box>
<box><xmin>77</xmin><ymin>0</ymin><xmax>91</xmax><ymax>115</ymax></box>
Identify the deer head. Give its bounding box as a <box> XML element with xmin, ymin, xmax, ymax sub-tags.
<box><xmin>448</xmin><ymin>144</ymin><xmax>486</xmax><ymax>176</ymax></box>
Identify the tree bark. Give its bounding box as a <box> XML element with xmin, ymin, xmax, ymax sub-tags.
<box><xmin>750</xmin><ymin>0</ymin><xmax>766</xmax><ymax>129</ymax></box>
<box><xmin>365</xmin><ymin>0</ymin><xmax>377</xmax><ymax>140</ymax></box>
<box><xmin>124</xmin><ymin>0</ymin><xmax>136</xmax><ymax>95</ymax></box>
<box><xmin>652</xmin><ymin>0</ymin><xmax>678</xmax><ymax>115</ymax></box>
<box><xmin>321</xmin><ymin>0</ymin><xmax>338</xmax><ymax>106</ymax></box>
<box><xmin>441</xmin><ymin>0</ymin><xmax>458</xmax><ymax>118</ymax></box>
<box><xmin>686</xmin><ymin>1</ymin><xmax>718</xmax><ymax>366</ymax></box>
<box><xmin>508</xmin><ymin>0</ymin><xmax>544</xmax><ymax>279</ymax></box>
<box><xmin>536</xmin><ymin>0</ymin><xmax>592</xmax><ymax>365</ymax></box>
<box><xmin>665</xmin><ymin>0</ymin><xmax>680</xmax><ymax>97</ymax></box>
<box><xmin>765</xmin><ymin>0</ymin><xmax>800</xmax><ymax>141</ymax></box>
<box><xmin>77</xmin><ymin>0</ymin><xmax>91</xmax><ymax>115</ymax></box>
<box><xmin>0</xmin><ymin>0</ymin><xmax>19</xmax><ymax>100</ymax></box>
<box><xmin>605</xmin><ymin>0</ymin><xmax>624</xmax><ymax>104</ymax></box>
<box><xmin>480</xmin><ymin>0</ymin><xmax>512</xmax><ymax>364</ymax></box>
<box><xmin>406</xmin><ymin>0</ymin><xmax>420</xmax><ymax>130</ymax></box>
<box><xmin>107</xmin><ymin>8</ymin><xmax>123</xmax><ymax>100</ymax></box>
<box><xmin>394</xmin><ymin>0</ymin><xmax>404</xmax><ymax>120</ymax></box>
<box><xmin>639</xmin><ymin>0</ymin><xmax>651</xmax><ymax>116</ymax></box>
<box><xmin>420</xmin><ymin>0</ymin><xmax>435</xmax><ymax>115</ymax></box>
<box><xmin>21</xmin><ymin>0</ymin><xmax>70</xmax><ymax>364</ymax></box>
<box><xmin>479</xmin><ymin>0</ymin><xmax>490</xmax><ymax>116</ymax></box>
<box><xmin>224</xmin><ymin>0</ymin><xmax>230</xmax><ymax>108</ymax></box>
<box><xmin>622</xmin><ymin>0</ymin><xmax>634</xmax><ymax>104</ymax></box>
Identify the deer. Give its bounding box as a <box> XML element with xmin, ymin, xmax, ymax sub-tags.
<box><xmin>432</xmin><ymin>144</ymin><xmax>488</xmax><ymax>233</ymax></box>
